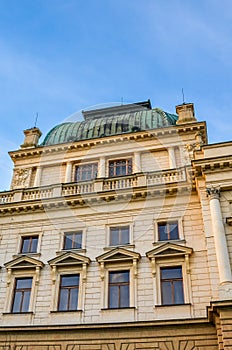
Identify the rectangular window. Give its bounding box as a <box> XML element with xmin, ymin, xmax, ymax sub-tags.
<box><xmin>58</xmin><ymin>274</ymin><xmax>79</xmax><ymax>311</ymax></box>
<box><xmin>158</xmin><ymin>222</ymin><xmax>179</xmax><ymax>241</ymax></box>
<box><xmin>75</xmin><ymin>163</ymin><xmax>98</xmax><ymax>182</ymax></box>
<box><xmin>108</xmin><ymin>271</ymin><xmax>129</xmax><ymax>309</ymax></box>
<box><xmin>160</xmin><ymin>266</ymin><xmax>184</xmax><ymax>305</ymax></box>
<box><xmin>11</xmin><ymin>277</ymin><xmax>32</xmax><ymax>313</ymax></box>
<box><xmin>63</xmin><ymin>232</ymin><xmax>82</xmax><ymax>250</ymax></box>
<box><xmin>109</xmin><ymin>226</ymin><xmax>129</xmax><ymax>246</ymax></box>
<box><xmin>109</xmin><ymin>159</ymin><xmax>132</xmax><ymax>177</ymax></box>
<box><xmin>20</xmin><ymin>236</ymin><xmax>38</xmax><ymax>253</ymax></box>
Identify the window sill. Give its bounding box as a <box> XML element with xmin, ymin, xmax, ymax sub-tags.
<box><xmin>104</xmin><ymin>244</ymin><xmax>135</xmax><ymax>251</ymax></box>
<box><xmin>153</xmin><ymin>239</ymin><xmax>186</xmax><ymax>246</ymax></box>
<box><xmin>101</xmin><ymin>307</ymin><xmax>136</xmax><ymax>311</ymax></box>
<box><xmin>56</xmin><ymin>249</ymin><xmax>86</xmax><ymax>255</ymax></box>
<box><xmin>13</xmin><ymin>253</ymin><xmax>41</xmax><ymax>259</ymax></box>
<box><xmin>155</xmin><ymin>303</ymin><xmax>191</xmax><ymax>307</ymax></box>
<box><xmin>50</xmin><ymin>310</ymin><xmax>83</xmax><ymax>313</ymax></box>
<box><xmin>3</xmin><ymin>312</ymin><xmax>34</xmax><ymax>315</ymax></box>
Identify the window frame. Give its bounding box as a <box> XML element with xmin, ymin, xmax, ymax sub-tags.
<box><xmin>20</xmin><ymin>235</ymin><xmax>39</xmax><ymax>254</ymax></box>
<box><xmin>109</xmin><ymin>226</ymin><xmax>130</xmax><ymax>247</ymax></box>
<box><xmin>156</xmin><ymin>259</ymin><xmax>190</xmax><ymax>306</ymax></box>
<box><xmin>160</xmin><ymin>266</ymin><xmax>184</xmax><ymax>305</ymax></box>
<box><xmin>57</xmin><ymin>273</ymin><xmax>80</xmax><ymax>312</ymax></box>
<box><xmin>52</xmin><ymin>268</ymin><xmax>84</xmax><ymax>312</ymax></box>
<box><xmin>11</xmin><ymin>277</ymin><xmax>33</xmax><ymax>313</ymax></box>
<box><xmin>155</xmin><ymin>218</ymin><xmax>184</xmax><ymax>242</ymax></box>
<box><xmin>108</xmin><ymin>158</ymin><xmax>132</xmax><ymax>177</ymax></box>
<box><xmin>63</xmin><ymin>231</ymin><xmax>83</xmax><ymax>250</ymax></box>
<box><xmin>17</xmin><ymin>233</ymin><xmax>42</xmax><ymax>256</ymax></box>
<box><xmin>108</xmin><ymin>270</ymin><xmax>130</xmax><ymax>309</ymax></box>
<box><xmin>74</xmin><ymin>162</ymin><xmax>98</xmax><ymax>182</ymax></box>
<box><xmin>104</xmin><ymin>265</ymin><xmax>134</xmax><ymax>310</ymax></box>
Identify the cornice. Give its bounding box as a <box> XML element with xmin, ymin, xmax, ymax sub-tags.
<box><xmin>192</xmin><ymin>155</ymin><xmax>232</xmax><ymax>176</ymax></box>
<box><xmin>9</xmin><ymin>122</ymin><xmax>206</xmax><ymax>161</ymax></box>
<box><xmin>0</xmin><ymin>182</ymin><xmax>193</xmax><ymax>216</ymax></box>
<box><xmin>0</xmin><ymin>315</ymin><xmax>212</xmax><ymax>332</ymax></box>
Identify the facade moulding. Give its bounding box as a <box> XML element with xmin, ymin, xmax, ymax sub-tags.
<box><xmin>9</xmin><ymin>123</ymin><xmax>206</xmax><ymax>161</ymax></box>
<box><xmin>0</xmin><ymin>187</ymin><xmax>194</xmax><ymax>216</ymax></box>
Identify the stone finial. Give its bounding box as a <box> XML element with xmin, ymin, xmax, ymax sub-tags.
<box><xmin>21</xmin><ymin>127</ymin><xmax>42</xmax><ymax>148</ymax></box>
<box><xmin>176</xmin><ymin>103</ymin><xmax>197</xmax><ymax>125</ymax></box>
<box><xmin>206</xmin><ymin>184</ymin><xmax>221</xmax><ymax>199</ymax></box>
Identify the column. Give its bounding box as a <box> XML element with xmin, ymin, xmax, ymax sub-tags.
<box><xmin>34</xmin><ymin>166</ymin><xmax>42</xmax><ymax>187</ymax></box>
<box><xmin>98</xmin><ymin>157</ymin><xmax>106</xmax><ymax>178</ymax></box>
<box><xmin>134</xmin><ymin>152</ymin><xmax>141</xmax><ymax>173</ymax></box>
<box><xmin>168</xmin><ymin>147</ymin><xmax>176</xmax><ymax>169</ymax></box>
<box><xmin>207</xmin><ymin>185</ymin><xmax>232</xmax><ymax>284</ymax></box>
<box><xmin>65</xmin><ymin>162</ymin><xmax>72</xmax><ymax>183</ymax></box>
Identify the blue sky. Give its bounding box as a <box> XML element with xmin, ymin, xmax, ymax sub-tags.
<box><xmin>0</xmin><ymin>0</ymin><xmax>232</xmax><ymax>190</ymax></box>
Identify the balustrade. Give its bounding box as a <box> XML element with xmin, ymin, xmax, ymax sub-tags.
<box><xmin>0</xmin><ymin>168</ymin><xmax>187</xmax><ymax>204</ymax></box>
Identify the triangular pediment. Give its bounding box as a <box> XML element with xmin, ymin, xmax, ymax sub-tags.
<box><xmin>96</xmin><ymin>247</ymin><xmax>140</xmax><ymax>263</ymax></box>
<box><xmin>146</xmin><ymin>242</ymin><xmax>192</xmax><ymax>259</ymax></box>
<box><xmin>4</xmin><ymin>255</ymin><xmax>44</xmax><ymax>270</ymax></box>
<box><xmin>48</xmin><ymin>251</ymin><xmax>90</xmax><ymax>267</ymax></box>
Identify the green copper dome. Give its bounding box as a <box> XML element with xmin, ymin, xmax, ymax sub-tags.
<box><xmin>42</xmin><ymin>102</ymin><xmax>178</xmax><ymax>146</ymax></box>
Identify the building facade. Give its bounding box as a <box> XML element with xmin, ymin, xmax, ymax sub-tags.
<box><xmin>0</xmin><ymin>101</ymin><xmax>232</xmax><ymax>349</ymax></box>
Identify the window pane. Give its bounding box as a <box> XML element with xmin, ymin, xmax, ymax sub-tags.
<box><xmin>12</xmin><ymin>292</ymin><xmax>21</xmax><ymax>312</ymax></box>
<box><xmin>16</xmin><ymin>278</ymin><xmax>32</xmax><ymax>289</ymax></box>
<box><xmin>109</xmin><ymin>271</ymin><xmax>129</xmax><ymax>283</ymax></box>
<box><xmin>70</xmin><ymin>289</ymin><xmax>79</xmax><ymax>310</ymax></box>
<box><xmin>158</xmin><ymin>224</ymin><xmax>167</xmax><ymax>241</ymax></box>
<box><xmin>21</xmin><ymin>291</ymin><xmax>31</xmax><ymax>312</ymax></box>
<box><xmin>73</xmin><ymin>233</ymin><xmax>82</xmax><ymax>248</ymax></box>
<box><xmin>174</xmin><ymin>281</ymin><xmax>184</xmax><ymax>304</ymax></box>
<box><xmin>161</xmin><ymin>281</ymin><xmax>173</xmax><ymax>305</ymax></box>
<box><xmin>31</xmin><ymin>237</ymin><xmax>38</xmax><ymax>253</ymax></box>
<box><xmin>169</xmin><ymin>223</ymin><xmax>179</xmax><ymax>240</ymax></box>
<box><xmin>61</xmin><ymin>275</ymin><xmax>79</xmax><ymax>287</ymax></box>
<box><xmin>120</xmin><ymin>285</ymin><xmax>129</xmax><ymax>307</ymax></box>
<box><xmin>58</xmin><ymin>289</ymin><xmax>68</xmax><ymax>311</ymax></box>
<box><xmin>109</xmin><ymin>228</ymin><xmax>119</xmax><ymax>246</ymax></box>
<box><xmin>109</xmin><ymin>286</ymin><xmax>119</xmax><ymax>308</ymax></box>
<box><xmin>161</xmin><ymin>267</ymin><xmax>182</xmax><ymax>279</ymax></box>
<box><xmin>21</xmin><ymin>238</ymin><xmax>30</xmax><ymax>253</ymax></box>
<box><xmin>120</xmin><ymin>227</ymin><xmax>129</xmax><ymax>244</ymax></box>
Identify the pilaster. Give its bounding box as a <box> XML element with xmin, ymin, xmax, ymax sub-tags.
<box><xmin>206</xmin><ymin>184</ymin><xmax>232</xmax><ymax>298</ymax></box>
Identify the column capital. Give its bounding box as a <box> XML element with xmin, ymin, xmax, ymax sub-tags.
<box><xmin>206</xmin><ymin>184</ymin><xmax>221</xmax><ymax>200</ymax></box>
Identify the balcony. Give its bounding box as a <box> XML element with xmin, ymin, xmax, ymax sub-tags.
<box><xmin>0</xmin><ymin>167</ymin><xmax>188</xmax><ymax>206</ymax></box>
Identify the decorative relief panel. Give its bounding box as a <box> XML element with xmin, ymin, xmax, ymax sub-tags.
<box><xmin>12</xmin><ymin>168</ymin><xmax>32</xmax><ymax>189</ymax></box>
<box><xmin>0</xmin><ymin>338</ymin><xmax>219</xmax><ymax>350</ymax></box>
<box><xmin>14</xmin><ymin>346</ymin><xmax>61</xmax><ymax>350</ymax></box>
